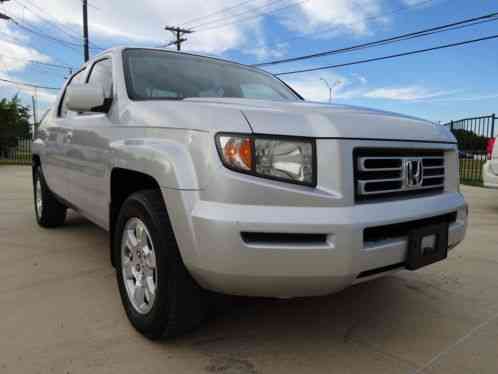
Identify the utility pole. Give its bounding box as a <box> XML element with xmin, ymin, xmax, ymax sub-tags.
<box><xmin>82</xmin><ymin>0</ymin><xmax>89</xmax><ymax>62</ymax></box>
<box><xmin>164</xmin><ymin>26</ymin><xmax>193</xmax><ymax>51</ymax></box>
<box><xmin>32</xmin><ymin>92</ymin><xmax>37</xmax><ymax>138</ymax></box>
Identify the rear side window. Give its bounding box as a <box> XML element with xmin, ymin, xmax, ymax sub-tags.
<box><xmin>87</xmin><ymin>59</ymin><xmax>113</xmax><ymax>98</ymax></box>
<box><xmin>59</xmin><ymin>69</ymin><xmax>86</xmax><ymax>118</ymax></box>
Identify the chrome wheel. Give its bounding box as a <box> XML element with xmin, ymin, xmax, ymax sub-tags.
<box><xmin>121</xmin><ymin>218</ymin><xmax>157</xmax><ymax>314</ymax></box>
<box><xmin>35</xmin><ymin>177</ymin><xmax>43</xmax><ymax>218</ymax></box>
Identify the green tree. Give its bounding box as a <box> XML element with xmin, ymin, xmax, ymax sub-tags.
<box><xmin>0</xmin><ymin>95</ymin><xmax>31</xmax><ymax>157</ymax></box>
<box><xmin>452</xmin><ymin>128</ymin><xmax>489</xmax><ymax>152</ymax></box>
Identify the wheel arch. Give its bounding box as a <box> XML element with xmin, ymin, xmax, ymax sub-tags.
<box><xmin>109</xmin><ymin>168</ymin><xmax>163</xmax><ymax>267</ymax></box>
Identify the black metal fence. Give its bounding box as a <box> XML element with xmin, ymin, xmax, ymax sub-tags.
<box><xmin>445</xmin><ymin>114</ymin><xmax>496</xmax><ymax>185</ymax></box>
<box><xmin>0</xmin><ymin>136</ymin><xmax>32</xmax><ymax>165</ymax></box>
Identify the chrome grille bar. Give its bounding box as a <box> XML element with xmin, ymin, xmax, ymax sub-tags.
<box><xmin>354</xmin><ymin>149</ymin><xmax>446</xmax><ymax>201</ymax></box>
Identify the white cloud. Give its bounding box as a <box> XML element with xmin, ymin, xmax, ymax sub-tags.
<box><xmin>281</xmin><ymin>73</ymin><xmax>457</xmax><ymax>104</ymax></box>
<box><xmin>0</xmin><ymin>0</ymin><xmax>394</xmax><ymax>60</ymax></box>
<box><xmin>282</xmin><ymin>0</ymin><xmax>384</xmax><ymax>37</ymax></box>
<box><xmin>0</xmin><ymin>39</ymin><xmax>51</xmax><ymax>72</ymax></box>
<box><xmin>351</xmin><ymin>73</ymin><xmax>368</xmax><ymax>85</ymax></box>
<box><xmin>363</xmin><ymin>86</ymin><xmax>454</xmax><ymax>101</ymax></box>
<box><xmin>0</xmin><ymin>31</ymin><xmax>56</xmax><ymax>107</ymax></box>
<box><xmin>1</xmin><ymin>0</ymin><xmax>264</xmax><ymax>55</ymax></box>
<box><xmin>0</xmin><ymin>0</ymin><xmax>446</xmax><ymax>110</ymax></box>
<box><xmin>402</xmin><ymin>0</ymin><xmax>431</xmax><ymax>6</ymax></box>
<box><xmin>414</xmin><ymin>93</ymin><xmax>498</xmax><ymax>103</ymax></box>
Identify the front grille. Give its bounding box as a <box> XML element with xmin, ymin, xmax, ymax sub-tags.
<box><xmin>354</xmin><ymin>148</ymin><xmax>446</xmax><ymax>202</ymax></box>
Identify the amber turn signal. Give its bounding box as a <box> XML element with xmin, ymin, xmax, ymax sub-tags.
<box><xmin>218</xmin><ymin>135</ymin><xmax>253</xmax><ymax>171</ymax></box>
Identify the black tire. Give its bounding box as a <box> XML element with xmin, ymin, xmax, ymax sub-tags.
<box><xmin>114</xmin><ymin>190</ymin><xmax>207</xmax><ymax>339</ymax></box>
<box><xmin>33</xmin><ymin>165</ymin><xmax>67</xmax><ymax>228</ymax></box>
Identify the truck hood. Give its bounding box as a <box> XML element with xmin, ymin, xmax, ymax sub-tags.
<box><xmin>184</xmin><ymin>98</ymin><xmax>455</xmax><ymax>143</ymax></box>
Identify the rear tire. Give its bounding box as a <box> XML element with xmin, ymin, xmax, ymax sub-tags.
<box><xmin>33</xmin><ymin>165</ymin><xmax>67</xmax><ymax>228</ymax></box>
<box><xmin>114</xmin><ymin>189</ymin><xmax>207</xmax><ymax>339</ymax></box>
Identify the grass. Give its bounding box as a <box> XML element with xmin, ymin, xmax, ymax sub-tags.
<box><xmin>0</xmin><ymin>159</ymin><xmax>31</xmax><ymax>165</ymax></box>
<box><xmin>459</xmin><ymin>159</ymin><xmax>486</xmax><ymax>186</ymax></box>
<box><xmin>0</xmin><ymin>148</ymin><xmax>32</xmax><ymax>165</ymax></box>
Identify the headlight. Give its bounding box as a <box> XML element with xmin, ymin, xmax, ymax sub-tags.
<box><xmin>216</xmin><ymin>133</ymin><xmax>316</xmax><ymax>186</ymax></box>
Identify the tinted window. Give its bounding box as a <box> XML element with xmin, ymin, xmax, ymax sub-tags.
<box><xmin>38</xmin><ymin>108</ymin><xmax>51</xmax><ymax>127</ymax></box>
<box><xmin>123</xmin><ymin>49</ymin><xmax>299</xmax><ymax>101</ymax></box>
<box><xmin>240</xmin><ymin>83</ymin><xmax>288</xmax><ymax>101</ymax></box>
<box><xmin>87</xmin><ymin>59</ymin><xmax>113</xmax><ymax>98</ymax></box>
<box><xmin>59</xmin><ymin>69</ymin><xmax>86</xmax><ymax>118</ymax></box>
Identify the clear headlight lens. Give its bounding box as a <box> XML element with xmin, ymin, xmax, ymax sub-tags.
<box><xmin>216</xmin><ymin>134</ymin><xmax>316</xmax><ymax>186</ymax></box>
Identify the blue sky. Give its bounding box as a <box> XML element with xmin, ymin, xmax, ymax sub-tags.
<box><xmin>0</xmin><ymin>0</ymin><xmax>497</xmax><ymax>123</ymax></box>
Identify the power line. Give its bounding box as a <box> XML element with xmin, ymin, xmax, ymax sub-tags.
<box><xmin>259</xmin><ymin>0</ymin><xmax>436</xmax><ymax>50</ymax></box>
<box><xmin>17</xmin><ymin>0</ymin><xmax>83</xmax><ymax>44</ymax></box>
<box><xmin>180</xmin><ymin>0</ymin><xmax>255</xmax><ymax>27</ymax></box>
<box><xmin>15</xmin><ymin>21</ymin><xmax>85</xmax><ymax>50</ymax></box>
<box><xmin>0</xmin><ymin>31</ymin><xmax>75</xmax><ymax>67</ymax></box>
<box><xmin>255</xmin><ymin>11</ymin><xmax>498</xmax><ymax>67</ymax></box>
<box><xmin>196</xmin><ymin>0</ymin><xmax>308</xmax><ymax>31</ymax></box>
<box><xmin>193</xmin><ymin>0</ymin><xmax>309</xmax><ymax>32</ymax></box>
<box><xmin>274</xmin><ymin>33</ymin><xmax>498</xmax><ymax>76</ymax></box>
<box><xmin>0</xmin><ymin>77</ymin><xmax>60</xmax><ymax>90</ymax></box>
<box><xmin>17</xmin><ymin>20</ymin><xmax>104</xmax><ymax>51</ymax></box>
<box><xmin>18</xmin><ymin>0</ymin><xmax>103</xmax><ymax>49</ymax></box>
<box><xmin>2</xmin><ymin>11</ymin><xmax>104</xmax><ymax>52</ymax></box>
<box><xmin>0</xmin><ymin>53</ymin><xmax>75</xmax><ymax>71</ymax></box>
<box><xmin>190</xmin><ymin>0</ymin><xmax>289</xmax><ymax>29</ymax></box>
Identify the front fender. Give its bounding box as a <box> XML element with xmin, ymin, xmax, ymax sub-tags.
<box><xmin>110</xmin><ymin>129</ymin><xmax>212</xmax><ymax>190</ymax></box>
<box><xmin>109</xmin><ymin>130</ymin><xmax>213</xmax><ymax>269</ymax></box>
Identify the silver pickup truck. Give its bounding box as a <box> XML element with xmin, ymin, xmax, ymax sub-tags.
<box><xmin>32</xmin><ymin>47</ymin><xmax>467</xmax><ymax>339</ymax></box>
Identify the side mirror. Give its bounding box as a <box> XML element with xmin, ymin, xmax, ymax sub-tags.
<box><xmin>65</xmin><ymin>83</ymin><xmax>106</xmax><ymax>112</ymax></box>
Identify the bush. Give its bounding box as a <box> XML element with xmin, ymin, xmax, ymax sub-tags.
<box><xmin>0</xmin><ymin>95</ymin><xmax>31</xmax><ymax>158</ymax></box>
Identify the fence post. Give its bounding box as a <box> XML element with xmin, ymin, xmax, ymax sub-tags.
<box><xmin>492</xmin><ymin>114</ymin><xmax>496</xmax><ymax>138</ymax></box>
<box><xmin>450</xmin><ymin>120</ymin><xmax>454</xmax><ymax>132</ymax></box>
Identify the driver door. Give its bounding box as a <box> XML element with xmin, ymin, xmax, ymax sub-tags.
<box><xmin>64</xmin><ymin>57</ymin><xmax>114</xmax><ymax>228</ymax></box>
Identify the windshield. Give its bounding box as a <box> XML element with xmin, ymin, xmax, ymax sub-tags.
<box><xmin>123</xmin><ymin>49</ymin><xmax>299</xmax><ymax>101</ymax></box>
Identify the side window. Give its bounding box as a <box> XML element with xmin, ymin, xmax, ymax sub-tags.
<box><xmin>240</xmin><ymin>83</ymin><xmax>284</xmax><ymax>100</ymax></box>
<box><xmin>38</xmin><ymin>108</ymin><xmax>51</xmax><ymax>128</ymax></box>
<box><xmin>59</xmin><ymin>69</ymin><xmax>86</xmax><ymax>118</ymax></box>
<box><xmin>87</xmin><ymin>59</ymin><xmax>113</xmax><ymax>98</ymax></box>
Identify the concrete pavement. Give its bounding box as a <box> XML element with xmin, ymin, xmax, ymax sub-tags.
<box><xmin>0</xmin><ymin>165</ymin><xmax>497</xmax><ymax>374</ymax></box>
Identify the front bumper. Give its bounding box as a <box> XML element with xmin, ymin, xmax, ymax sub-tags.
<box><xmin>185</xmin><ymin>192</ymin><xmax>467</xmax><ymax>298</ymax></box>
<box><xmin>483</xmin><ymin>161</ymin><xmax>498</xmax><ymax>188</ymax></box>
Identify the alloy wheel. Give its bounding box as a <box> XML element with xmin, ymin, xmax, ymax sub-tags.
<box><xmin>121</xmin><ymin>218</ymin><xmax>158</xmax><ymax>314</ymax></box>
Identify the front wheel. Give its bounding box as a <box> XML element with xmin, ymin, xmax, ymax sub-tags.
<box><xmin>33</xmin><ymin>165</ymin><xmax>67</xmax><ymax>228</ymax></box>
<box><xmin>114</xmin><ymin>190</ymin><xmax>207</xmax><ymax>339</ymax></box>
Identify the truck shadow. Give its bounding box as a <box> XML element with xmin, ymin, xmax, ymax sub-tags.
<box><xmin>167</xmin><ymin>276</ymin><xmax>417</xmax><ymax>370</ymax></box>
